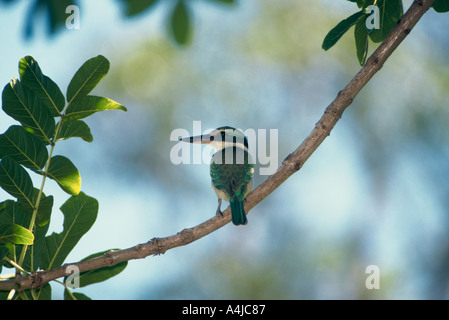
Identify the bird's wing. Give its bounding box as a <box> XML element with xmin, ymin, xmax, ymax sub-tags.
<box><xmin>210</xmin><ymin>147</ymin><xmax>254</xmax><ymax>200</ymax></box>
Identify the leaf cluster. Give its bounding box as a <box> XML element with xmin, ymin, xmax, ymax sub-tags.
<box><xmin>1</xmin><ymin>0</ymin><xmax>237</xmax><ymax>46</ymax></box>
<box><xmin>0</xmin><ymin>55</ymin><xmax>127</xmax><ymax>300</ymax></box>
<box><xmin>322</xmin><ymin>0</ymin><xmax>449</xmax><ymax>65</ymax></box>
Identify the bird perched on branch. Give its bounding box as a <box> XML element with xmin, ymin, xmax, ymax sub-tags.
<box><xmin>180</xmin><ymin>126</ymin><xmax>254</xmax><ymax>225</ymax></box>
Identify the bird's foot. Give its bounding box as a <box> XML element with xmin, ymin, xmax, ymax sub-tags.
<box><xmin>215</xmin><ymin>199</ymin><xmax>223</xmax><ymax>217</ymax></box>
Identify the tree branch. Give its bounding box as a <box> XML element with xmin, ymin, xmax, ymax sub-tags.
<box><xmin>0</xmin><ymin>0</ymin><xmax>435</xmax><ymax>292</ymax></box>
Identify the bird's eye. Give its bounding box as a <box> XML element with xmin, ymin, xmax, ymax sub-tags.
<box><xmin>210</xmin><ymin>135</ymin><xmax>214</xmax><ymax>141</ymax></box>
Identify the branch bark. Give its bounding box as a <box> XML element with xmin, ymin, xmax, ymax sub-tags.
<box><xmin>0</xmin><ymin>0</ymin><xmax>435</xmax><ymax>292</ymax></box>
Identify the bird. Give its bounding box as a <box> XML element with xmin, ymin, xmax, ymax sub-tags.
<box><xmin>180</xmin><ymin>126</ymin><xmax>254</xmax><ymax>225</ymax></box>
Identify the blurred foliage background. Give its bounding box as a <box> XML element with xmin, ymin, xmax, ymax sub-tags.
<box><xmin>0</xmin><ymin>0</ymin><xmax>448</xmax><ymax>299</ymax></box>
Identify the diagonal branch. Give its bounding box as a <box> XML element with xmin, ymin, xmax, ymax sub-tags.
<box><xmin>0</xmin><ymin>0</ymin><xmax>435</xmax><ymax>292</ymax></box>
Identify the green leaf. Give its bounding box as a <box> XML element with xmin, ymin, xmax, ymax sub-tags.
<box><xmin>2</xmin><ymin>78</ymin><xmax>55</xmax><ymax>143</ymax></box>
<box><xmin>118</xmin><ymin>0</ymin><xmax>159</xmax><ymax>16</ymax></box>
<box><xmin>368</xmin><ymin>0</ymin><xmax>403</xmax><ymax>43</ymax></box>
<box><xmin>1</xmin><ymin>193</ymin><xmax>52</xmax><ymax>272</ymax></box>
<box><xmin>170</xmin><ymin>0</ymin><xmax>191</xmax><ymax>45</ymax></box>
<box><xmin>0</xmin><ymin>224</ymin><xmax>34</xmax><ymax>245</ymax></box>
<box><xmin>354</xmin><ymin>16</ymin><xmax>369</xmax><ymax>66</ymax></box>
<box><xmin>40</xmin><ymin>192</ymin><xmax>98</xmax><ymax>270</ymax></box>
<box><xmin>0</xmin><ymin>201</ymin><xmax>33</xmax><ymax>265</ymax></box>
<box><xmin>33</xmin><ymin>283</ymin><xmax>52</xmax><ymax>300</ymax></box>
<box><xmin>0</xmin><ymin>200</ymin><xmax>30</xmax><ymax>229</ymax></box>
<box><xmin>66</xmin><ymin>55</ymin><xmax>110</xmax><ymax>105</ymax></box>
<box><xmin>0</xmin><ymin>125</ymin><xmax>48</xmax><ymax>171</ymax></box>
<box><xmin>70</xmin><ymin>249</ymin><xmax>127</xmax><ymax>287</ymax></box>
<box><xmin>18</xmin><ymin>55</ymin><xmax>65</xmax><ymax>117</ymax></box>
<box><xmin>56</xmin><ymin>119</ymin><xmax>93</xmax><ymax>142</ymax></box>
<box><xmin>35</xmin><ymin>194</ymin><xmax>54</xmax><ymax>227</ymax></box>
<box><xmin>64</xmin><ymin>291</ymin><xmax>92</xmax><ymax>300</ymax></box>
<box><xmin>46</xmin><ymin>155</ymin><xmax>81</xmax><ymax>196</ymax></box>
<box><xmin>432</xmin><ymin>0</ymin><xmax>449</xmax><ymax>12</ymax></box>
<box><xmin>16</xmin><ymin>189</ymin><xmax>53</xmax><ymax>227</ymax></box>
<box><xmin>0</xmin><ymin>197</ymin><xmax>51</xmax><ymax>273</ymax></box>
<box><xmin>322</xmin><ymin>10</ymin><xmax>365</xmax><ymax>50</ymax></box>
<box><xmin>0</xmin><ymin>157</ymin><xmax>34</xmax><ymax>205</ymax></box>
<box><xmin>64</xmin><ymin>95</ymin><xmax>127</xmax><ymax>120</ymax></box>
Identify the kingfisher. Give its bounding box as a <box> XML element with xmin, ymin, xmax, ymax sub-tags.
<box><xmin>180</xmin><ymin>126</ymin><xmax>254</xmax><ymax>225</ymax></box>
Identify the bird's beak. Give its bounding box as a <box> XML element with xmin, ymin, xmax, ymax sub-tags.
<box><xmin>179</xmin><ymin>134</ymin><xmax>213</xmax><ymax>144</ymax></box>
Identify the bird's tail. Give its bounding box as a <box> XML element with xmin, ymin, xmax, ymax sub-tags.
<box><xmin>230</xmin><ymin>199</ymin><xmax>247</xmax><ymax>225</ymax></box>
